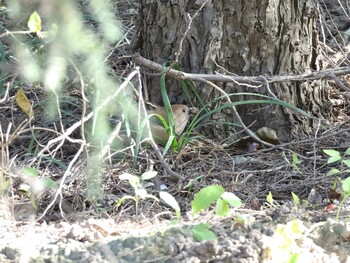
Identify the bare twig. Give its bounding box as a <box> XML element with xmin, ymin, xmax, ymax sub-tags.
<box><xmin>37</xmin><ymin>143</ymin><xmax>85</xmax><ymax>221</ymax></box>
<box><xmin>135</xmin><ymin>68</ymin><xmax>183</xmax><ymax>181</ymax></box>
<box><xmin>134</xmin><ymin>54</ymin><xmax>350</xmax><ymax>85</ymax></box>
<box><xmin>70</xmin><ymin>60</ymin><xmax>89</xmax><ymax>158</ymax></box>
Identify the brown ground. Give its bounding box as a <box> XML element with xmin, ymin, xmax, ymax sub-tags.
<box><xmin>1</xmin><ymin>0</ymin><xmax>350</xmax><ymax>262</ymax></box>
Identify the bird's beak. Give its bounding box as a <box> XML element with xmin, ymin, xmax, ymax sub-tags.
<box><xmin>189</xmin><ymin>107</ymin><xmax>199</xmax><ymax>115</ymax></box>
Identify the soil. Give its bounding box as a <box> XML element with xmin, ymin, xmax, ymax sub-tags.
<box><xmin>1</xmin><ymin>198</ymin><xmax>350</xmax><ymax>262</ymax></box>
<box><xmin>1</xmin><ymin>0</ymin><xmax>350</xmax><ymax>262</ymax></box>
<box><xmin>2</xmin><ymin>142</ymin><xmax>350</xmax><ymax>262</ymax></box>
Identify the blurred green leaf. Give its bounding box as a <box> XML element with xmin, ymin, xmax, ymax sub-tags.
<box><xmin>119</xmin><ymin>173</ymin><xmax>140</xmax><ymax>189</ymax></box>
<box><xmin>291</xmin><ymin>192</ymin><xmax>300</xmax><ymax>206</ymax></box>
<box><xmin>323</xmin><ymin>149</ymin><xmax>341</xmax><ymax>157</ymax></box>
<box><xmin>159</xmin><ymin>191</ymin><xmax>181</xmax><ymax>218</ymax></box>
<box><xmin>266</xmin><ymin>191</ymin><xmax>273</xmax><ymax>205</ymax></box>
<box><xmin>22</xmin><ymin>166</ymin><xmax>39</xmax><ymax>177</ymax></box>
<box><xmin>191</xmin><ymin>185</ymin><xmax>224</xmax><ymax>215</ymax></box>
<box><xmin>345</xmin><ymin>148</ymin><xmax>350</xmax><ymax>156</ymax></box>
<box><xmin>288</xmin><ymin>220</ymin><xmax>305</xmax><ymax>236</ymax></box>
<box><xmin>136</xmin><ymin>188</ymin><xmax>147</xmax><ymax>199</ymax></box>
<box><xmin>288</xmin><ymin>253</ymin><xmax>300</xmax><ymax>263</ymax></box>
<box><xmin>42</xmin><ymin>177</ymin><xmax>57</xmax><ymax>189</ymax></box>
<box><xmin>233</xmin><ymin>214</ymin><xmax>246</xmax><ymax>225</ymax></box>
<box><xmin>192</xmin><ymin>223</ymin><xmax>217</xmax><ymax>241</ymax></box>
<box><xmin>327</xmin><ymin>156</ymin><xmax>342</xmax><ymax>164</ymax></box>
<box><xmin>342</xmin><ymin>177</ymin><xmax>350</xmax><ymax>194</ymax></box>
<box><xmin>115</xmin><ymin>195</ymin><xmax>136</xmax><ymax>207</ymax></box>
<box><xmin>28</xmin><ymin>11</ymin><xmax>41</xmax><ymax>33</ymax></box>
<box><xmin>215</xmin><ymin>198</ymin><xmax>230</xmax><ymax>217</ymax></box>
<box><xmin>326</xmin><ymin>168</ymin><xmax>340</xmax><ymax>176</ymax></box>
<box><xmin>141</xmin><ymin>171</ymin><xmax>157</xmax><ymax>181</ymax></box>
<box><xmin>221</xmin><ymin>192</ymin><xmax>242</xmax><ymax>208</ymax></box>
<box><xmin>1</xmin><ymin>180</ymin><xmax>10</xmax><ymax>191</ymax></box>
<box><xmin>342</xmin><ymin>159</ymin><xmax>350</xmax><ymax>168</ymax></box>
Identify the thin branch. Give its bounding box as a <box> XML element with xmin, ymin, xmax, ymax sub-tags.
<box><xmin>134</xmin><ymin>54</ymin><xmax>350</xmax><ymax>85</ymax></box>
<box><xmin>135</xmin><ymin>68</ymin><xmax>183</xmax><ymax>182</ymax></box>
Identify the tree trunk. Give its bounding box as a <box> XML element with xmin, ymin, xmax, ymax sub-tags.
<box><xmin>133</xmin><ymin>0</ymin><xmax>331</xmax><ymax>141</ymax></box>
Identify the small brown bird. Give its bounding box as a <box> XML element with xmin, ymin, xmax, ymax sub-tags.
<box><xmin>147</xmin><ymin>104</ymin><xmax>195</xmax><ymax>142</ymax></box>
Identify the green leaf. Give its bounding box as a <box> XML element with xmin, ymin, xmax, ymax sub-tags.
<box><xmin>141</xmin><ymin>171</ymin><xmax>158</xmax><ymax>181</ymax></box>
<box><xmin>160</xmin><ymin>191</ymin><xmax>181</xmax><ymax>218</ymax></box>
<box><xmin>119</xmin><ymin>173</ymin><xmax>140</xmax><ymax>189</ymax></box>
<box><xmin>233</xmin><ymin>215</ymin><xmax>245</xmax><ymax>225</ymax></box>
<box><xmin>115</xmin><ymin>195</ymin><xmax>136</xmax><ymax>207</ymax></box>
<box><xmin>42</xmin><ymin>178</ymin><xmax>57</xmax><ymax>189</ymax></box>
<box><xmin>288</xmin><ymin>253</ymin><xmax>300</xmax><ymax>263</ymax></box>
<box><xmin>327</xmin><ymin>156</ymin><xmax>342</xmax><ymax>164</ymax></box>
<box><xmin>291</xmin><ymin>192</ymin><xmax>300</xmax><ymax>206</ymax></box>
<box><xmin>342</xmin><ymin>159</ymin><xmax>350</xmax><ymax>168</ymax></box>
<box><xmin>326</xmin><ymin>168</ymin><xmax>340</xmax><ymax>176</ymax></box>
<box><xmin>192</xmin><ymin>223</ymin><xmax>217</xmax><ymax>241</ymax></box>
<box><xmin>159</xmin><ymin>72</ymin><xmax>176</xmax><ymax>152</ymax></box>
<box><xmin>341</xmin><ymin>177</ymin><xmax>350</xmax><ymax>194</ymax></box>
<box><xmin>345</xmin><ymin>148</ymin><xmax>350</xmax><ymax>156</ymax></box>
<box><xmin>292</xmin><ymin>153</ymin><xmax>299</xmax><ymax>164</ymax></box>
<box><xmin>119</xmin><ymin>173</ymin><xmax>134</xmax><ymax>180</ymax></box>
<box><xmin>28</xmin><ymin>11</ymin><xmax>41</xmax><ymax>33</ymax></box>
<box><xmin>1</xmin><ymin>180</ymin><xmax>10</xmax><ymax>191</ymax></box>
<box><xmin>163</xmin><ymin>135</ymin><xmax>176</xmax><ymax>155</ymax></box>
<box><xmin>129</xmin><ymin>176</ymin><xmax>140</xmax><ymax>189</ymax></box>
<box><xmin>215</xmin><ymin>198</ymin><xmax>229</xmax><ymax>217</ymax></box>
<box><xmin>191</xmin><ymin>185</ymin><xmax>225</xmax><ymax>215</ymax></box>
<box><xmin>190</xmin><ymin>94</ymin><xmax>314</xmax><ymax>130</ymax></box>
<box><xmin>266</xmin><ymin>191</ymin><xmax>273</xmax><ymax>205</ymax></box>
<box><xmin>135</xmin><ymin>188</ymin><xmax>147</xmax><ymax>199</ymax></box>
<box><xmin>323</xmin><ymin>149</ymin><xmax>341</xmax><ymax>157</ymax></box>
<box><xmin>22</xmin><ymin>166</ymin><xmax>39</xmax><ymax>177</ymax></box>
<box><xmin>144</xmin><ymin>194</ymin><xmax>159</xmax><ymax>202</ymax></box>
<box><xmin>288</xmin><ymin>220</ymin><xmax>305</xmax><ymax>235</ymax></box>
<box><xmin>221</xmin><ymin>192</ymin><xmax>242</xmax><ymax>208</ymax></box>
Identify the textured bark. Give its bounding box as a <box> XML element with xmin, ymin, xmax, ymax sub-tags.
<box><xmin>133</xmin><ymin>0</ymin><xmax>331</xmax><ymax>141</ymax></box>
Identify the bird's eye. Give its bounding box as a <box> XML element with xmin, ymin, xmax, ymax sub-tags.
<box><xmin>182</xmin><ymin>108</ymin><xmax>187</xmax><ymax>113</ymax></box>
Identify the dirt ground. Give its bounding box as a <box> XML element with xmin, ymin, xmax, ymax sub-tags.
<box><xmin>2</xmin><ymin>134</ymin><xmax>350</xmax><ymax>262</ymax></box>
<box><xmin>2</xmin><ymin>0</ymin><xmax>350</xmax><ymax>262</ymax></box>
<box><xmin>1</xmin><ymin>180</ymin><xmax>350</xmax><ymax>263</ymax></box>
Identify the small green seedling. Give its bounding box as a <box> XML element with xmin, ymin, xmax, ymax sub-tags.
<box><xmin>159</xmin><ymin>191</ymin><xmax>181</xmax><ymax>218</ymax></box>
<box><xmin>116</xmin><ymin>171</ymin><xmax>159</xmax><ymax>215</ymax></box>
<box><xmin>323</xmin><ymin>148</ymin><xmax>350</xmax><ymax>220</ymax></box>
<box><xmin>117</xmin><ymin>171</ymin><xmax>181</xmax><ymax>218</ymax></box>
<box><xmin>266</xmin><ymin>191</ymin><xmax>276</xmax><ymax>207</ymax></box>
<box><xmin>282</xmin><ymin>152</ymin><xmax>300</xmax><ymax>172</ymax></box>
<box><xmin>28</xmin><ymin>11</ymin><xmax>42</xmax><ymax>34</ymax></box>
<box><xmin>291</xmin><ymin>153</ymin><xmax>301</xmax><ymax>172</ymax></box>
<box><xmin>183</xmin><ymin>175</ymin><xmax>204</xmax><ymax>191</ymax></box>
<box><xmin>323</xmin><ymin>148</ymin><xmax>350</xmax><ymax>176</ymax></box>
<box><xmin>20</xmin><ymin>166</ymin><xmax>57</xmax><ymax>209</ymax></box>
<box><xmin>336</xmin><ymin>177</ymin><xmax>350</xmax><ymax>220</ymax></box>
<box><xmin>191</xmin><ymin>185</ymin><xmax>242</xmax><ymax>217</ymax></box>
<box><xmin>291</xmin><ymin>192</ymin><xmax>300</xmax><ymax>207</ymax></box>
<box><xmin>189</xmin><ymin>185</ymin><xmax>242</xmax><ymax>241</ymax></box>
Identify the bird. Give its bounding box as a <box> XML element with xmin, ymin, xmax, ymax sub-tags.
<box><xmin>146</xmin><ymin>104</ymin><xmax>196</xmax><ymax>143</ymax></box>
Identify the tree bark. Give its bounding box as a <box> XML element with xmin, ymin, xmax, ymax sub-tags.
<box><xmin>133</xmin><ymin>0</ymin><xmax>332</xmax><ymax>141</ymax></box>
